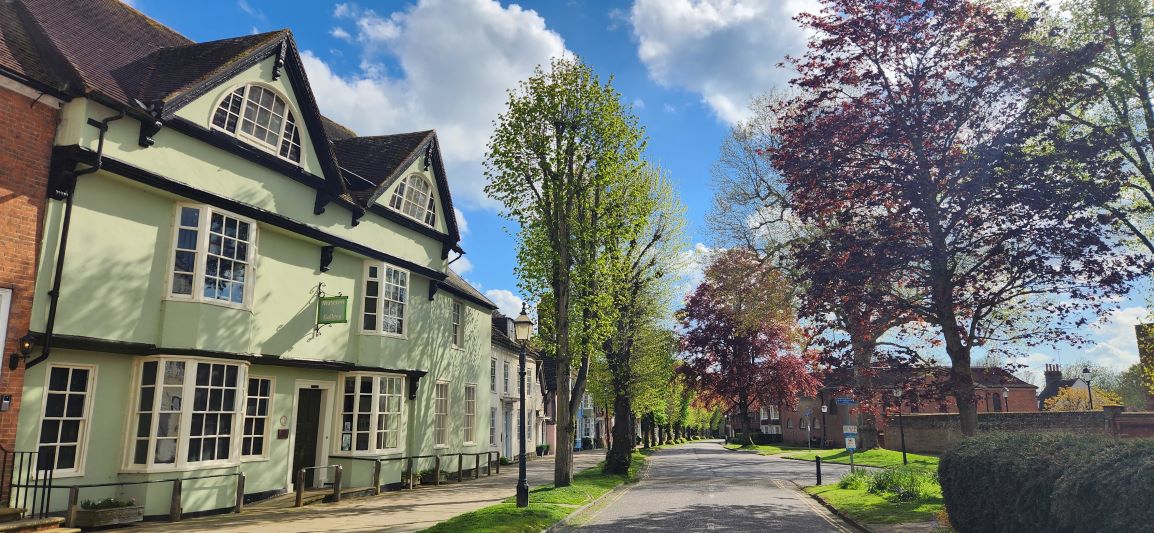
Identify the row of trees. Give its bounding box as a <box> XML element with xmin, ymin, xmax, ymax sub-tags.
<box><xmin>485</xmin><ymin>59</ymin><xmax>692</xmax><ymax>484</ymax></box>
<box><xmin>708</xmin><ymin>0</ymin><xmax>1154</xmax><ymax>442</ymax></box>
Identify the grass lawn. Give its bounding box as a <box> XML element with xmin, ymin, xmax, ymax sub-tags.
<box><xmin>805</xmin><ymin>484</ymin><xmax>945</xmax><ymax>524</ymax></box>
<box><xmin>422</xmin><ymin>452</ymin><xmax>646</xmax><ymax>533</ymax></box>
<box><xmin>784</xmin><ymin>448</ymin><xmax>939</xmax><ymax>472</ymax></box>
<box><xmin>722</xmin><ymin>442</ymin><xmax>808</xmax><ymax>455</ymax></box>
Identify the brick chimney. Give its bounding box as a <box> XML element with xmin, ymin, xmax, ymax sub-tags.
<box><xmin>1044</xmin><ymin>364</ymin><xmax>1063</xmax><ymax>386</ymax></box>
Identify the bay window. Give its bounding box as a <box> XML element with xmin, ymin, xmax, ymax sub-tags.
<box><xmin>361</xmin><ymin>262</ymin><xmax>409</xmax><ymax>336</ymax></box>
<box><xmin>338</xmin><ymin>374</ymin><xmax>404</xmax><ymax>454</ymax></box>
<box><xmin>129</xmin><ymin>358</ymin><xmax>246</xmax><ymax>469</ymax></box>
<box><xmin>168</xmin><ymin>205</ymin><xmax>255</xmax><ymax>307</ymax></box>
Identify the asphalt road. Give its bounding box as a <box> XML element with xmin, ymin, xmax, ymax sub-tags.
<box><xmin>575</xmin><ymin>441</ymin><xmax>857</xmax><ymax>533</ymax></box>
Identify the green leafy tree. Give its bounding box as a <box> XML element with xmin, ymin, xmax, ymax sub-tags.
<box><xmin>485</xmin><ymin>57</ymin><xmax>645</xmax><ymax>486</ymax></box>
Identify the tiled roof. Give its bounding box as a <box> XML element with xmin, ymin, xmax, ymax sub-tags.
<box><xmin>333</xmin><ymin>131</ymin><xmax>434</xmax><ymax>201</ymax></box>
<box><xmin>442</xmin><ymin>268</ymin><xmax>495</xmax><ymax>308</ymax></box>
<box><xmin>0</xmin><ymin>0</ymin><xmax>70</xmax><ymax>91</ymax></box>
<box><xmin>322</xmin><ymin>116</ymin><xmax>358</xmax><ymax>141</ymax></box>
<box><xmin>819</xmin><ymin>366</ymin><xmax>1037</xmax><ymax>391</ymax></box>
<box><xmin>135</xmin><ymin>31</ymin><xmax>287</xmax><ymax>106</ymax></box>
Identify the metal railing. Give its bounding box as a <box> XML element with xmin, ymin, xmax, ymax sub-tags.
<box><xmin>2</xmin><ymin>448</ymin><xmax>53</xmax><ymax>519</ymax></box>
<box><xmin>58</xmin><ymin>472</ymin><xmax>244</xmax><ymax>527</ymax></box>
<box><xmin>294</xmin><ymin>465</ymin><xmax>342</xmax><ymax>507</ymax></box>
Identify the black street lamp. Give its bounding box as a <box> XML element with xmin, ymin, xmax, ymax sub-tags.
<box><xmin>1082</xmin><ymin>367</ymin><xmax>1094</xmax><ymax>410</ymax></box>
<box><xmin>893</xmin><ymin>387</ymin><xmax>908</xmax><ymax>466</ymax></box>
<box><xmin>514</xmin><ymin>304</ymin><xmax>534</xmax><ymax>508</ymax></box>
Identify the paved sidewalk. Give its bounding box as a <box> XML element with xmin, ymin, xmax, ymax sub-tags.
<box><xmin>136</xmin><ymin>451</ymin><xmax>605</xmax><ymax>533</ymax></box>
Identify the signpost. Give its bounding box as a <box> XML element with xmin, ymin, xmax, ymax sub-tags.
<box><xmin>843</xmin><ymin>424</ymin><xmax>858</xmax><ymax>471</ymax></box>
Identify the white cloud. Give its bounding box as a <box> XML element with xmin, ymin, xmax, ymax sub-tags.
<box><xmin>677</xmin><ymin>242</ymin><xmax>713</xmax><ymax>302</ymax></box>
<box><xmin>628</xmin><ymin>0</ymin><xmax>818</xmax><ymax>124</ymax></box>
<box><xmin>330</xmin><ymin>27</ymin><xmax>353</xmax><ymax>41</ymax></box>
<box><xmin>1085</xmin><ymin>306</ymin><xmax>1148</xmax><ymax>371</ymax></box>
<box><xmin>632</xmin><ymin>98</ymin><xmax>645</xmax><ymax>110</ymax></box>
<box><xmin>238</xmin><ymin>0</ymin><xmax>267</xmax><ymax>22</ymax></box>
<box><xmin>302</xmin><ymin>0</ymin><xmax>570</xmax><ymax>208</ymax></box>
<box><xmin>485</xmin><ymin>289</ymin><xmax>524</xmax><ymax>318</ymax></box>
<box><xmin>449</xmin><ymin>255</ymin><xmax>473</xmax><ymax>276</ymax></box>
<box><xmin>454</xmin><ymin>207</ymin><xmax>470</xmax><ymax>236</ymax></box>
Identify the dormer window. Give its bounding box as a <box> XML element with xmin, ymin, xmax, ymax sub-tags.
<box><xmin>212</xmin><ymin>85</ymin><xmax>302</xmax><ymax>163</ymax></box>
<box><xmin>388</xmin><ymin>175</ymin><xmax>437</xmax><ymax>227</ymax></box>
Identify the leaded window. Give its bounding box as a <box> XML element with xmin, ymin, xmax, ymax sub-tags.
<box><xmin>212</xmin><ymin>84</ymin><xmax>303</xmax><ymax>163</ymax></box>
<box><xmin>362</xmin><ymin>262</ymin><xmax>408</xmax><ymax>336</ymax></box>
<box><xmin>434</xmin><ymin>382</ymin><xmax>449</xmax><ymax>446</ymax></box>
<box><xmin>169</xmin><ymin>205</ymin><xmax>255</xmax><ymax>307</ymax></box>
<box><xmin>387</xmin><ymin>175</ymin><xmax>437</xmax><ymax>227</ymax></box>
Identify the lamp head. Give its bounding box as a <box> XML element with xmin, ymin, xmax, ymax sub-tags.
<box><xmin>893</xmin><ymin>387</ymin><xmax>903</xmax><ymax>398</ymax></box>
<box><xmin>1002</xmin><ymin>386</ymin><xmax>1009</xmax><ymax>398</ymax></box>
<box><xmin>513</xmin><ymin>303</ymin><xmax>533</xmax><ymax>342</ymax></box>
<box><xmin>1082</xmin><ymin>367</ymin><xmax>1092</xmax><ymax>381</ymax></box>
<box><xmin>18</xmin><ymin>334</ymin><xmax>33</xmax><ymax>356</ymax></box>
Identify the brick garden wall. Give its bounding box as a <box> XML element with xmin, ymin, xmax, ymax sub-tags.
<box><xmin>891</xmin><ymin>411</ymin><xmax>1113</xmax><ymax>454</ymax></box>
<box><xmin>0</xmin><ymin>84</ymin><xmax>60</xmax><ymax>454</ymax></box>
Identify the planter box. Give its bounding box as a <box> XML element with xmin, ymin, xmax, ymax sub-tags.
<box><xmin>73</xmin><ymin>506</ymin><xmax>144</xmax><ymax>528</ymax></box>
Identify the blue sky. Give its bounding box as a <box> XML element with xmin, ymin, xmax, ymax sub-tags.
<box><xmin>127</xmin><ymin>0</ymin><xmax>1148</xmax><ymax>384</ymax></box>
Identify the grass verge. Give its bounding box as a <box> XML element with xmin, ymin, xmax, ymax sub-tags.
<box><xmin>784</xmin><ymin>448</ymin><xmax>939</xmax><ymax>471</ymax></box>
<box><xmin>805</xmin><ymin>484</ymin><xmax>944</xmax><ymax>524</ymax></box>
<box><xmin>421</xmin><ymin>452</ymin><xmax>646</xmax><ymax>533</ymax></box>
<box><xmin>722</xmin><ymin>443</ymin><xmax>807</xmax><ymax>455</ymax></box>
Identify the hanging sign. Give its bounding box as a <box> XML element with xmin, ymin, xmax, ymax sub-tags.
<box><xmin>317</xmin><ymin>295</ymin><xmax>349</xmax><ymax>324</ymax></box>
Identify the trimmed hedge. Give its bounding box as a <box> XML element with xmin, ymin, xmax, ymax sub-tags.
<box><xmin>939</xmin><ymin>433</ymin><xmax>1153</xmax><ymax>533</ymax></box>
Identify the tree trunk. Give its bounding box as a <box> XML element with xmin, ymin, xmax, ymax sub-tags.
<box><xmin>738</xmin><ymin>403</ymin><xmax>753</xmax><ymax>446</ymax></box>
<box><xmin>605</xmin><ymin>395</ymin><xmax>633</xmax><ymax>474</ymax></box>
<box><xmin>642</xmin><ymin>414</ymin><xmax>651</xmax><ymax>448</ymax></box>
<box><xmin>949</xmin><ymin>348</ymin><xmax>978</xmax><ymax>435</ymax></box>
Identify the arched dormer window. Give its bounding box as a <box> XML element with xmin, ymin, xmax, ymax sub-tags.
<box><xmin>212</xmin><ymin>85</ymin><xmax>302</xmax><ymax>163</ymax></box>
<box><xmin>388</xmin><ymin>175</ymin><xmax>437</xmax><ymax>227</ymax></box>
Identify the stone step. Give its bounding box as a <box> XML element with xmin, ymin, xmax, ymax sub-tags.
<box><xmin>0</xmin><ymin>517</ymin><xmax>64</xmax><ymax>532</ymax></box>
<box><xmin>0</xmin><ymin>509</ymin><xmax>24</xmax><ymax>524</ymax></box>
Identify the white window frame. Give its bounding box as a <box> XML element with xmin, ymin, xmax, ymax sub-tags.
<box><xmin>360</xmin><ymin>261</ymin><xmax>409</xmax><ymax>337</ymax></box>
<box><xmin>503</xmin><ymin>361</ymin><xmax>510</xmax><ymax>394</ymax></box>
<box><xmin>335</xmin><ymin>373</ymin><xmax>405</xmax><ymax>456</ymax></box>
<box><xmin>387</xmin><ymin>174</ymin><xmax>438</xmax><ymax>227</ymax></box>
<box><xmin>0</xmin><ymin>289</ymin><xmax>10</xmax><ymax>376</ymax></box>
<box><xmin>489</xmin><ymin>359</ymin><xmax>497</xmax><ymax>393</ymax></box>
<box><xmin>463</xmin><ymin>384</ymin><xmax>476</xmax><ymax>445</ymax></box>
<box><xmin>434</xmin><ymin>381</ymin><xmax>449</xmax><ymax>448</ymax></box>
<box><xmin>123</xmin><ymin>357</ymin><xmax>248</xmax><ymax>472</ymax></box>
<box><xmin>209</xmin><ymin>83</ymin><xmax>304</xmax><ymax>164</ymax></box>
<box><xmin>241</xmin><ymin>376</ymin><xmax>274</xmax><ymax>461</ymax></box>
<box><xmin>166</xmin><ymin>204</ymin><xmax>257</xmax><ymax>310</ymax></box>
<box><xmin>451</xmin><ymin>300</ymin><xmax>463</xmax><ymax>348</ymax></box>
<box><xmin>489</xmin><ymin>407</ymin><xmax>497</xmax><ymax>447</ymax></box>
<box><xmin>37</xmin><ymin>364</ymin><xmax>97</xmax><ymax>477</ymax></box>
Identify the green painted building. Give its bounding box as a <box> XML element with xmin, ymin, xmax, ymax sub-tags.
<box><xmin>3</xmin><ymin>0</ymin><xmax>496</xmax><ymax>517</ymax></box>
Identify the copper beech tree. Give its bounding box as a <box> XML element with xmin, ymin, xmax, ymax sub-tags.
<box><xmin>677</xmin><ymin>249</ymin><xmax>819</xmax><ymax>446</ymax></box>
<box><xmin>774</xmin><ymin>0</ymin><xmax>1145</xmax><ymax>435</ymax></box>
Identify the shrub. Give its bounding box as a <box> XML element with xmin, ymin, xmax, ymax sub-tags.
<box><xmin>837</xmin><ymin>467</ymin><xmax>938</xmax><ymax>503</ymax></box>
<box><xmin>938</xmin><ymin>432</ymin><xmax>1126</xmax><ymax>533</ymax></box>
<box><xmin>838</xmin><ymin>469</ymin><xmax>873</xmax><ymax>491</ymax></box>
<box><xmin>1050</xmin><ymin>437</ymin><xmax>1154</xmax><ymax>532</ymax></box>
<box><xmin>81</xmin><ymin>498</ymin><xmax>136</xmax><ymax>510</ymax></box>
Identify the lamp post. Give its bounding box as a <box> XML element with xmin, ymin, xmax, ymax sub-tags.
<box><xmin>893</xmin><ymin>388</ymin><xmax>908</xmax><ymax>466</ymax></box>
<box><xmin>820</xmin><ymin>404</ymin><xmax>828</xmax><ymax>449</ymax></box>
<box><xmin>1001</xmin><ymin>387</ymin><xmax>1009</xmax><ymax>412</ymax></box>
<box><xmin>1082</xmin><ymin>367</ymin><xmax>1094</xmax><ymax>410</ymax></box>
<box><xmin>513</xmin><ymin>304</ymin><xmax>534</xmax><ymax>508</ymax></box>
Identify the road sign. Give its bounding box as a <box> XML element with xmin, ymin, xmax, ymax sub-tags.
<box><xmin>804</xmin><ymin>408</ymin><xmax>813</xmax><ymax>418</ymax></box>
<box><xmin>845</xmin><ymin>437</ymin><xmax>857</xmax><ymax>452</ymax></box>
<box><xmin>842</xmin><ymin>425</ymin><xmax>857</xmax><ymax>435</ymax></box>
<box><xmin>836</xmin><ymin>397</ymin><xmax>856</xmax><ymax>405</ymax></box>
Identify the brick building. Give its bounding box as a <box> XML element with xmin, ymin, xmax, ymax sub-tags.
<box><xmin>0</xmin><ymin>0</ymin><xmax>67</xmax><ymax>456</ymax></box>
<box><xmin>780</xmin><ymin>366</ymin><xmax>1038</xmax><ymax>448</ymax></box>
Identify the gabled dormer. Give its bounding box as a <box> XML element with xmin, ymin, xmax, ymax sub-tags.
<box><xmin>332</xmin><ymin>131</ymin><xmax>463</xmax><ymax>257</ymax></box>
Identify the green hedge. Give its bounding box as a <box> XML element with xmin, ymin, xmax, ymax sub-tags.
<box><xmin>939</xmin><ymin>433</ymin><xmax>1153</xmax><ymax>532</ymax></box>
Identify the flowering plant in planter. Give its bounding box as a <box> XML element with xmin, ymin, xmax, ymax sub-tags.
<box><xmin>73</xmin><ymin>497</ymin><xmax>143</xmax><ymax>528</ymax></box>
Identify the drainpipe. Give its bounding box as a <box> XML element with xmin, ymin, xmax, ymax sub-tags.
<box><xmin>26</xmin><ymin>110</ymin><xmax>125</xmax><ymax>368</ymax></box>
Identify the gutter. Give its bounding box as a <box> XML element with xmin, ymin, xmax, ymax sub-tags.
<box><xmin>26</xmin><ymin>109</ymin><xmax>125</xmax><ymax>368</ymax></box>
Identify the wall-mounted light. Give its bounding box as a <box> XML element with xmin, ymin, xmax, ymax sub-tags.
<box><xmin>8</xmin><ymin>333</ymin><xmax>34</xmax><ymax>371</ymax></box>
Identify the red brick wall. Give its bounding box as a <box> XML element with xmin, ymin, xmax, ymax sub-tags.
<box><xmin>0</xmin><ymin>85</ymin><xmax>58</xmax><ymax>453</ymax></box>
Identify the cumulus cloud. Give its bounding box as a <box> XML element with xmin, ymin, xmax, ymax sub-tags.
<box><xmin>485</xmin><ymin>289</ymin><xmax>524</xmax><ymax>319</ymax></box>
<box><xmin>449</xmin><ymin>255</ymin><xmax>473</xmax><ymax>276</ymax></box>
<box><xmin>627</xmin><ymin>0</ymin><xmax>819</xmax><ymax>124</ymax></box>
<box><xmin>301</xmin><ymin>0</ymin><xmax>570</xmax><ymax>208</ymax></box>
<box><xmin>454</xmin><ymin>207</ymin><xmax>470</xmax><ymax>236</ymax></box>
<box><xmin>1085</xmin><ymin>306</ymin><xmax>1148</xmax><ymax>370</ymax></box>
<box><xmin>676</xmin><ymin>243</ymin><xmax>714</xmax><ymax>303</ymax></box>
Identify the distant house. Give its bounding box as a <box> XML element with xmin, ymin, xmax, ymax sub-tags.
<box><xmin>1036</xmin><ymin>364</ymin><xmax>1091</xmax><ymax>410</ymax></box>
<box><xmin>489</xmin><ymin>311</ymin><xmax>545</xmax><ymax>460</ymax></box>
<box><xmin>780</xmin><ymin>366</ymin><xmax>1038</xmax><ymax>448</ymax></box>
